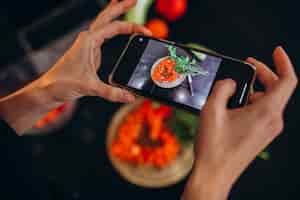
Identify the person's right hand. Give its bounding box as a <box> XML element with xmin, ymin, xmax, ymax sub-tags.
<box><xmin>182</xmin><ymin>47</ymin><xmax>297</xmax><ymax>200</ymax></box>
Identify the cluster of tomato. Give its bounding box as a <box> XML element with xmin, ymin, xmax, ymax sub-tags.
<box><xmin>110</xmin><ymin>100</ymin><xmax>180</xmax><ymax>168</ymax></box>
<box><xmin>146</xmin><ymin>0</ymin><xmax>187</xmax><ymax>39</ymax></box>
<box><xmin>34</xmin><ymin>103</ymin><xmax>69</xmax><ymax>128</ymax></box>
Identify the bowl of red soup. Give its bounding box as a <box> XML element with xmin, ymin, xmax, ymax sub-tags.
<box><xmin>151</xmin><ymin>56</ymin><xmax>186</xmax><ymax>88</ymax></box>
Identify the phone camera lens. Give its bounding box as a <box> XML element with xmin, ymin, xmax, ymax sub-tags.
<box><xmin>139</xmin><ymin>38</ymin><xmax>144</xmax><ymax>43</ymax></box>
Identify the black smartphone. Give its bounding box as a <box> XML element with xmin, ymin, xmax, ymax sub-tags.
<box><xmin>109</xmin><ymin>35</ymin><xmax>256</xmax><ymax>113</ymax></box>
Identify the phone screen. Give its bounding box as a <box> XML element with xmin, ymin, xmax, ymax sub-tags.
<box><xmin>112</xmin><ymin>36</ymin><xmax>254</xmax><ymax>112</ymax></box>
<box><xmin>127</xmin><ymin>39</ymin><xmax>221</xmax><ymax>110</ymax></box>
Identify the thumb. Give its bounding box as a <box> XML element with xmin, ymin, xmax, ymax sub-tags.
<box><xmin>206</xmin><ymin>79</ymin><xmax>237</xmax><ymax>110</ymax></box>
<box><xmin>93</xmin><ymin>80</ymin><xmax>135</xmax><ymax>103</ymax></box>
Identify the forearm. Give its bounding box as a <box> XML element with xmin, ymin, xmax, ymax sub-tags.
<box><xmin>182</xmin><ymin>164</ymin><xmax>233</xmax><ymax>200</ymax></box>
<box><xmin>0</xmin><ymin>78</ymin><xmax>61</xmax><ymax>135</ymax></box>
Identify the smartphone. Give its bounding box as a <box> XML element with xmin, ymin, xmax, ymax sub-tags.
<box><xmin>109</xmin><ymin>35</ymin><xmax>256</xmax><ymax>113</ymax></box>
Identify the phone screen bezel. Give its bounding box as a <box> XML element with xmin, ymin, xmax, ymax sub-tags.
<box><xmin>110</xmin><ymin>35</ymin><xmax>256</xmax><ymax>113</ymax></box>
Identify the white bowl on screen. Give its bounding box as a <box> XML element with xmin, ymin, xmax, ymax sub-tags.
<box><xmin>150</xmin><ymin>56</ymin><xmax>186</xmax><ymax>89</ymax></box>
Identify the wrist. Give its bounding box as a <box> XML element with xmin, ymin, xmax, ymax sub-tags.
<box><xmin>0</xmin><ymin>78</ymin><xmax>62</xmax><ymax>134</ymax></box>
<box><xmin>182</xmin><ymin>163</ymin><xmax>233</xmax><ymax>200</ymax></box>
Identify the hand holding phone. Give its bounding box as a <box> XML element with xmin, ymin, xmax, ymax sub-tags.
<box><xmin>110</xmin><ymin>35</ymin><xmax>256</xmax><ymax>112</ymax></box>
<box><xmin>183</xmin><ymin>47</ymin><xmax>297</xmax><ymax>199</ymax></box>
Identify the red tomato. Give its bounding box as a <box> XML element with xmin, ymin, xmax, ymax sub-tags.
<box><xmin>146</xmin><ymin>18</ymin><xmax>169</xmax><ymax>39</ymax></box>
<box><xmin>56</xmin><ymin>103</ymin><xmax>67</xmax><ymax>112</ymax></box>
<box><xmin>156</xmin><ymin>0</ymin><xmax>187</xmax><ymax>21</ymax></box>
<box><xmin>110</xmin><ymin>99</ymin><xmax>180</xmax><ymax>168</ymax></box>
<box><xmin>154</xmin><ymin>105</ymin><xmax>172</xmax><ymax>119</ymax></box>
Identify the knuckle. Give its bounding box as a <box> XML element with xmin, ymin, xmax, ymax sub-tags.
<box><xmin>270</xmin><ymin>112</ymin><xmax>281</xmax><ymax>125</ymax></box>
<box><xmin>83</xmin><ymin>81</ymin><xmax>98</xmax><ymax>96</ymax></box>
<box><xmin>118</xmin><ymin>2</ymin><xmax>126</xmax><ymax>10</ymax></box>
<box><xmin>78</xmin><ymin>31</ymin><xmax>90</xmax><ymax>38</ymax></box>
<box><xmin>276</xmin><ymin>119</ymin><xmax>284</xmax><ymax>134</ymax></box>
<box><xmin>98</xmin><ymin>87</ymin><xmax>109</xmax><ymax>97</ymax></box>
<box><xmin>285</xmin><ymin>73</ymin><xmax>298</xmax><ymax>88</ymax></box>
<box><xmin>292</xmin><ymin>74</ymin><xmax>298</xmax><ymax>87</ymax></box>
<box><xmin>113</xmin><ymin>20</ymin><xmax>124</xmax><ymax>27</ymax></box>
<box><xmin>112</xmin><ymin>21</ymin><xmax>125</xmax><ymax>31</ymax></box>
<box><xmin>121</xmin><ymin>1</ymin><xmax>131</xmax><ymax>10</ymax></box>
<box><xmin>270</xmin><ymin>110</ymin><xmax>280</xmax><ymax>120</ymax></box>
<box><xmin>109</xmin><ymin>97</ymin><xmax>118</xmax><ymax>103</ymax></box>
<box><xmin>77</xmin><ymin>31</ymin><xmax>91</xmax><ymax>43</ymax></box>
<box><xmin>87</xmin><ymin>85</ymin><xmax>99</xmax><ymax>96</ymax></box>
<box><xmin>271</xmin><ymin>117</ymin><xmax>284</xmax><ymax>136</ymax></box>
<box><xmin>106</xmin><ymin>90</ymin><xmax>120</xmax><ymax>102</ymax></box>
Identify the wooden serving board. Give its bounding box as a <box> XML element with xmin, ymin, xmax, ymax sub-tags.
<box><xmin>106</xmin><ymin>99</ymin><xmax>194</xmax><ymax>188</ymax></box>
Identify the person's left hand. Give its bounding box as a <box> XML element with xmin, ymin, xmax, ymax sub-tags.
<box><xmin>40</xmin><ymin>0</ymin><xmax>151</xmax><ymax>103</ymax></box>
<box><xmin>0</xmin><ymin>0</ymin><xmax>151</xmax><ymax>134</ymax></box>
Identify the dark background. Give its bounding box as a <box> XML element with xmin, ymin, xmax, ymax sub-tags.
<box><xmin>0</xmin><ymin>0</ymin><xmax>297</xmax><ymax>199</ymax></box>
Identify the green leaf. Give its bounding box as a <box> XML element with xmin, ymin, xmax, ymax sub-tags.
<box><xmin>191</xmin><ymin>59</ymin><xmax>196</xmax><ymax>65</ymax></box>
<box><xmin>168</xmin><ymin>118</ymin><xmax>195</xmax><ymax>144</ymax></box>
<box><xmin>173</xmin><ymin>109</ymin><xmax>198</xmax><ymax>138</ymax></box>
<box><xmin>166</xmin><ymin>45</ymin><xmax>209</xmax><ymax>76</ymax></box>
<box><xmin>185</xmin><ymin>56</ymin><xmax>190</xmax><ymax>63</ymax></box>
<box><xmin>258</xmin><ymin>151</ymin><xmax>271</xmax><ymax>160</ymax></box>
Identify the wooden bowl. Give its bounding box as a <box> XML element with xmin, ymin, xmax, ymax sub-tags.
<box><xmin>106</xmin><ymin>99</ymin><xmax>194</xmax><ymax>188</ymax></box>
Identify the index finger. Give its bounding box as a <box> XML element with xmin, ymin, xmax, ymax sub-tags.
<box><xmin>273</xmin><ymin>46</ymin><xmax>297</xmax><ymax>81</ymax></box>
<box><xmin>92</xmin><ymin>21</ymin><xmax>151</xmax><ymax>46</ymax></box>
<box><xmin>269</xmin><ymin>47</ymin><xmax>298</xmax><ymax>109</ymax></box>
<box><xmin>247</xmin><ymin>57</ymin><xmax>278</xmax><ymax>90</ymax></box>
<box><xmin>90</xmin><ymin>0</ymin><xmax>137</xmax><ymax>31</ymax></box>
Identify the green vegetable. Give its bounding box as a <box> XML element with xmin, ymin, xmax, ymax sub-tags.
<box><xmin>168</xmin><ymin>108</ymin><xmax>198</xmax><ymax>144</ymax></box>
<box><xmin>258</xmin><ymin>151</ymin><xmax>271</xmax><ymax>160</ymax></box>
<box><xmin>186</xmin><ymin>43</ymin><xmax>218</xmax><ymax>55</ymax></box>
<box><xmin>167</xmin><ymin>45</ymin><xmax>209</xmax><ymax>76</ymax></box>
<box><xmin>124</xmin><ymin>0</ymin><xmax>154</xmax><ymax>25</ymax></box>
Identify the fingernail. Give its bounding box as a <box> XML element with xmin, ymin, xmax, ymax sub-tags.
<box><xmin>246</xmin><ymin>57</ymin><xmax>256</xmax><ymax>64</ymax></box>
<box><xmin>225</xmin><ymin>78</ymin><xmax>236</xmax><ymax>87</ymax></box>
<box><xmin>130</xmin><ymin>0</ymin><xmax>137</xmax><ymax>5</ymax></box>
<box><xmin>277</xmin><ymin>45</ymin><xmax>286</xmax><ymax>53</ymax></box>
<box><xmin>246</xmin><ymin>57</ymin><xmax>253</xmax><ymax>62</ymax></box>
<box><xmin>145</xmin><ymin>28</ymin><xmax>153</xmax><ymax>36</ymax></box>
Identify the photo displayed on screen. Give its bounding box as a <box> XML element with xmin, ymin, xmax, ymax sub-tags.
<box><xmin>127</xmin><ymin>39</ymin><xmax>222</xmax><ymax>110</ymax></box>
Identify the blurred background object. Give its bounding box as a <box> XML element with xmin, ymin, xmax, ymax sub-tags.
<box><xmin>146</xmin><ymin>18</ymin><xmax>169</xmax><ymax>39</ymax></box>
<box><xmin>0</xmin><ymin>0</ymin><xmax>295</xmax><ymax>199</ymax></box>
<box><xmin>106</xmin><ymin>99</ymin><xmax>194</xmax><ymax>188</ymax></box>
<box><xmin>155</xmin><ymin>0</ymin><xmax>187</xmax><ymax>22</ymax></box>
<box><xmin>28</xmin><ymin>102</ymin><xmax>77</xmax><ymax>135</ymax></box>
